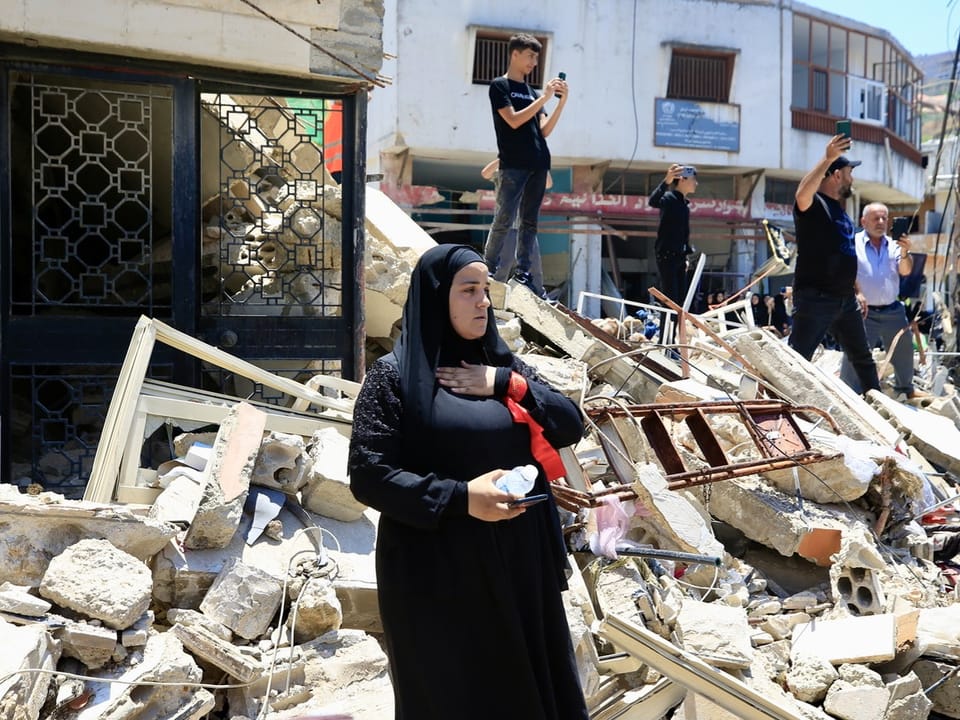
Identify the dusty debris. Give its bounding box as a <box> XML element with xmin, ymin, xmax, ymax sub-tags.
<box><xmin>4</xmin><ymin>258</ymin><xmax>960</xmax><ymax>720</ymax></box>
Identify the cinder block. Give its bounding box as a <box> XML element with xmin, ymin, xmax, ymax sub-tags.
<box><xmin>835</xmin><ymin>566</ymin><xmax>886</xmax><ymax>616</ymax></box>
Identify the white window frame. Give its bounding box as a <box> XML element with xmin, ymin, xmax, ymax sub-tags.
<box><xmin>847</xmin><ymin>76</ymin><xmax>886</xmax><ymax>126</ymax></box>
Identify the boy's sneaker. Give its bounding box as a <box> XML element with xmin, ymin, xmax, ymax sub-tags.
<box><xmin>512</xmin><ymin>271</ymin><xmax>548</xmax><ymax>300</ymax></box>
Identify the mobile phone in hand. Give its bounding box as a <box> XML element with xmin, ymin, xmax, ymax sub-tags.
<box><xmin>836</xmin><ymin>119</ymin><xmax>851</xmax><ymax>138</ymax></box>
<box><xmin>556</xmin><ymin>71</ymin><xmax>566</xmax><ymax>98</ymax></box>
<box><xmin>891</xmin><ymin>216</ymin><xmax>911</xmax><ymax>240</ymax></box>
<box><xmin>508</xmin><ymin>493</ymin><xmax>549</xmax><ymax>508</ymax></box>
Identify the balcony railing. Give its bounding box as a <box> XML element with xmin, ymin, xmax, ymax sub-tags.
<box><xmin>791</xmin><ymin>108</ymin><xmax>921</xmax><ymax>165</ymax></box>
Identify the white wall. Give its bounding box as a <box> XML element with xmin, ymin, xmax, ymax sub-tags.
<box><xmin>368</xmin><ymin>0</ymin><xmax>924</xmax><ymax>200</ymax></box>
<box><xmin>1</xmin><ymin>0</ymin><xmax>382</xmax><ymax>83</ymax></box>
<box><xmin>371</xmin><ymin>0</ymin><xmax>784</xmax><ymax>168</ymax></box>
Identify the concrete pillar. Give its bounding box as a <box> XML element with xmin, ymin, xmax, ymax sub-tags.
<box><xmin>569</xmin><ymin>217</ymin><xmax>603</xmax><ymax>316</ymax></box>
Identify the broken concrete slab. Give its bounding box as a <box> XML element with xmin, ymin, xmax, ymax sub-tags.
<box><xmin>790</xmin><ymin>614</ymin><xmax>897</xmax><ymax>665</ymax></box>
<box><xmin>301</xmin><ymin>426</ymin><xmax>365</xmax><ymax>521</ymax></box>
<box><xmin>762</xmin><ymin>443</ymin><xmax>874</xmax><ymax>504</ymax></box>
<box><xmin>822</xmin><ymin>664</ymin><xmax>890</xmax><ymax>720</ymax></box>
<box><xmin>165</xmin><ymin>608</ymin><xmax>233</xmax><ymax>642</ymax></box>
<box><xmin>725</xmin><ymin>330</ymin><xmax>898</xmax><ymax>447</ymax></box>
<box><xmin>0</xmin><ymin>584</ymin><xmax>51</xmax><ymax>617</ymax></box>
<box><xmin>0</xmin><ymin>619</ymin><xmax>59</xmax><ymax>720</ymax></box>
<box><xmin>183</xmin><ymin>401</ymin><xmax>266</xmax><ymax>550</ymax></box>
<box><xmin>149</xmin><ymin>473</ymin><xmax>204</xmax><ymax>525</ymax></box>
<box><xmin>283</xmin><ymin>629</ymin><xmax>393</xmax><ymax>719</ymax></box>
<box><xmin>151</xmin><ymin>504</ymin><xmax>318</xmax><ymax>611</ymax></box>
<box><xmin>911</xmin><ymin>659</ymin><xmax>960</xmax><ymax>719</ymax></box>
<box><xmin>199</xmin><ymin>557</ymin><xmax>283</xmax><ymax>640</ymax></box>
<box><xmin>589</xmin><ymin>559</ymin><xmax>651</xmax><ymax>629</ymax></box>
<box><xmin>74</xmin><ymin>631</ymin><xmax>215</xmax><ymax>720</ymax></box>
<box><xmin>505</xmin><ymin>289</ymin><xmax>672</xmax><ymax>403</ymax></box>
<box><xmin>786</xmin><ymin>653</ymin><xmax>838</xmax><ymax>703</ymax></box>
<box><xmin>55</xmin><ymin>620</ymin><xmax>117</xmax><ymax>669</ymax></box>
<box><xmin>676</xmin><ymin>599</ymin><xmax>754</xmax><ymax>670</ymax></box>
<box><xmin>229</xmin><ymin>628</ymin><xmax>393</xmax><ymax>719</ymax></box>
<box><xmin>0</xmin><ymin>484</ymin><xmax>176</xmax><ymax>587</ymax></box>
<box><xmin>868</xmin><ymin>389</ymin><xmax>960</xmax><ymax>476</ymax></box>
<box><xmin>288</xmin><ymin>576</ymin><xmax>342</xmax><ymax>644</ymax></box>
<box><xmin>630</xmin><ymin>463</ymin><xmax>725</xmax><ymax>559</ymax></box>
<box><xmin>705</xmin><ymin>474</ymin><xmax>861</xmax><ymax>562</ymax></box>
<box><xmin>313</xmin><ymin>507</ymin><xmax>380</xmax><ymax>633</ymax></box>
<box><xmin>40</xmin><ymin>538</ymin><xmax>153</xmax><ymax>630</ymax></box>
<box><xmin>517</xmin><ymin>353</ymin><xmax>588</xmax><ymax>404</ymax></box>
<box><xmin>252</xmin><ymin>431</ymin><xmax>309</xmax><ymax>493</ymax></box>
<box><xmin>170</xmin><ymin>621</ymin><xmax>262</xmax><ymax>683</ymax></box>
<box><xmin>883</xmin><ymin>671</ymin><xmax>932</xmax><ymax>720</ymax></box>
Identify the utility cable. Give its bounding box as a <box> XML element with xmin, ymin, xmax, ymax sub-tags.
<box><xmin>602</xmin><ymin>0</ymin><xmax>640</xmax><ymax>193</ymax></box>
<box><xmin>234</xmin><ymin>0</ymin><xmax>386</xmax><ymax>88</ymax></box>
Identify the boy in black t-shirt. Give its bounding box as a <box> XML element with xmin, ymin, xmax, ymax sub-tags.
<box><xmin>482</xmin><ymin>34</ymin><xmax>568</xmax><ymax>299</ymax></box>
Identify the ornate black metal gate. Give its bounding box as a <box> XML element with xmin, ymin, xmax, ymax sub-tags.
<box><xmin>0</xmin><ymin>52</ymin><xmax>365</xmax><ymax>497</ymax></box>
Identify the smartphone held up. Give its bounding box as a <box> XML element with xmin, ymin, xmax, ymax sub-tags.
<box><xmin>555</xmin><ymin>71</ymin><xmax>566</xmax><ymax>98</ymax></box>
<box><xmin>891</xmin><ymin>216</ymin><xmax>911</xmax><ymax>241</ymax></box>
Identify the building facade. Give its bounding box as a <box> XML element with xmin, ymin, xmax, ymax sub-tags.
<box><xmin>367</xmin><ymin>0</ymin><xmax>925</xmax><ymax>311</ymax></box>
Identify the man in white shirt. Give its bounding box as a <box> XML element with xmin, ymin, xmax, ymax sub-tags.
<box><xmin>840</xmin><ymin>202</ymin><xmax>927</xmax><ymax>398</ymax></box>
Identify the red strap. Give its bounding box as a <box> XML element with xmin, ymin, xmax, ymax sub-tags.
<box><xmin>504</xmin><ymin>373</ymin><xmax>566</xmax><ymax>482</ymax></box>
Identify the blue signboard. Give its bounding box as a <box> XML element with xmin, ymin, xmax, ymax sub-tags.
<box><xmin>654</xmin><ymin>98</ymin><xmax>740</xmax><ymax>152</ymax></box>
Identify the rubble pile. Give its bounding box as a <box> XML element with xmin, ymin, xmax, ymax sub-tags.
<box><xmin>4</xmin><ymin>275</ymin><xmax>960</xmax><ymax>719</ymax></box>
<box><xmin>0</xmin><ymin>392</ymin><xmax>398</xmax><ymax>720</ymax></box>
<box><xmin>505</xmin><ymin>285</ymin><xmax>960</xmax><ymax>720</ymax></box>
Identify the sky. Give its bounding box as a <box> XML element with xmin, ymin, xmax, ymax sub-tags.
<box><xmin>799</xmin><ymin>0</ymin><xmax>960</xmax><ymax>57</ymax></box>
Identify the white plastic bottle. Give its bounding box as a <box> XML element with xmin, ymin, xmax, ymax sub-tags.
<box><xmin>496</xmin><ymin>464</ymin><xmax>538</xmax><ymax>495</ymax></box>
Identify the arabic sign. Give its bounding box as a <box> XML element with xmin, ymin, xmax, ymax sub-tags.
<box><xmin>474</xmin><ymin>190</ymin><xmax>749</xmax><ymax>219</ymax></box>
<box><xmin>654</xmin><ymin>98</ymin><xmax>740</xmax><ymax>152</ymax></box>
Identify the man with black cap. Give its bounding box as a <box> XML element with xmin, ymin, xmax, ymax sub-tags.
<box><xmin>788</xmin><ymin>135</ymin><xmax>880</xmax><ymax>393</ymax></box>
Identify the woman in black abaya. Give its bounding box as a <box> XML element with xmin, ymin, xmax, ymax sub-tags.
<box><xmin>348</xmin><ymin>244</ymin><xmax>589</xmax><ymax>720</ymax></box>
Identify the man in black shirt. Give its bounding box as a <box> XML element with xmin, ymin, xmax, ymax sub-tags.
<box><xmin>649</xmin><ymin>163</ymin><xmax>697</xmax><ymax>305</ymax></box>
<box><xmin>789</xmin><ymin>135</ymin><xmax>880</xmax><ymax>393</ymax></box>
<box><xmin>483</xmin><ymin>34</ymin><xmax>567</xmax><ymax>299</ymax></box>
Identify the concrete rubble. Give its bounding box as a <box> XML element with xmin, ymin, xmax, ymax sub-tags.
<box><xmin>4</xmin><ymin>238</ymin><xmax>960</xmax><ymax>720</ymax></box>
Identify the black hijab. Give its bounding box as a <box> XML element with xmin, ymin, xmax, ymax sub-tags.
<box><xmin>391</xmin><ymin>244</ymin><xmax>513</xmax><ymax>437</ymax></box>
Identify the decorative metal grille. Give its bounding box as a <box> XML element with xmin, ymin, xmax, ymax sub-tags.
<box><xmin>202</xmin><ymin>94</ymin><xmax>343</xmax><ymax>321</ymax></box>
<box><xmin>11</xmin><ymin>74</ymin><xmax>172</xmax><ymax>314</ymax></box>
<box><xmin>9</xmin><ymin>364</ymin><xmax>172</xmax><ymax>498</ymax></box>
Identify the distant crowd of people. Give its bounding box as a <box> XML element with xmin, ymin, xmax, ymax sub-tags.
<box><xmin>689</xmin><ymin>288</ymin><xmax>793</xmax><ymax>337</ymax></box>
